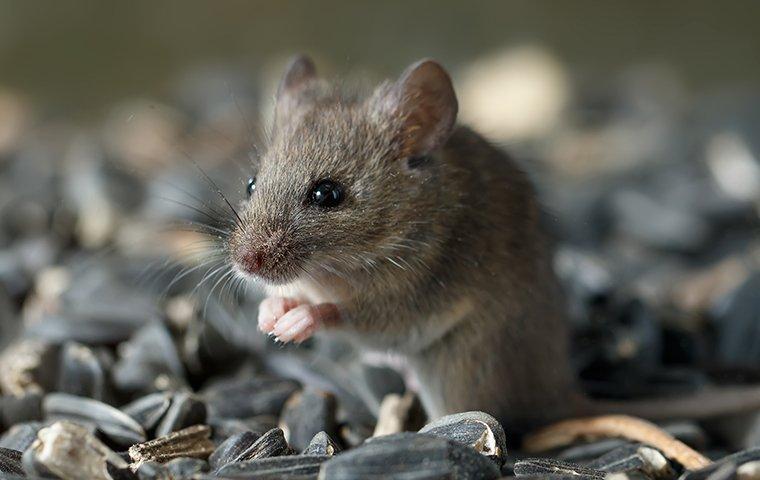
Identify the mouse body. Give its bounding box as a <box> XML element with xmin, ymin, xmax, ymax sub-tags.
<box><xmin>227</xmin><ymin>56</ymin><xmax>760</xmax><ymax>436</ymax></box>
<box><xmin>227</xmin><ymin>55</ymin><xmax>579</xmax><ymax>433</ymax></box>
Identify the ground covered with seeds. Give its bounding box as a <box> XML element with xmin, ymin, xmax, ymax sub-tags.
<box><xmin>0</xmin><ymin>59</ymin><xmax>759</xmax><ymax>480</ymax></box>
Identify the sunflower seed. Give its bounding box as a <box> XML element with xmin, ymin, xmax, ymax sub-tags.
<box><xmin>1</xmin><ymin>392</ymin><xmax>43</xmax><ymax>428</ymax></box>
<box><xmin>513</xmin><ymin>458</ymin><xmax>605</xmax><ymax>478</ymax></box>
<box><xmin>303</xmin><ymin>431</ymin><xmax>341</xmax><ymax>457</ymax></box>
<box><xmin>112</xmin><ymin>323</ymin><xmax>185</xmax><ymax>394</ymax></box>
<box><xmin>26</xmin><ymin>420</ymin><xmax>128</xmax><ymax>480</ymax></box>
<box><xmin>128</xmin><ymin>424</ymin><xmax>214</xmax><ymax>467</ymax></box>
<box><xmin>263</xmin><ymin>350</ymin><xmax>375</xmax><ymax>426</ymax></box>
<box><xmin>164</xmin><ymin>456</ymin><xmax>208</xmax><ymax>476</ymax></box>
<box><xmin>587</xmin><ymin>444</ymin><xmax>674</xmax><ymax>478</ymax></box>
<box><xmin>180</xmin><ymin>302</ymin><xmax>247</xmax><ymax>378</ymax></box>
<box><xmin>0</xmin><ymin>447</ymin><xmax>23</xmax><ymax>476</ymax></box>
<box><xmin>203</xmin><ymin>376</ymin><xmax>299</xmax><ymax>419</ymax></box>
<box><xmin>209</xmin><ymin>431</ymin><xmax>260</xmax><ymax>470</ymax></box>
<box><xmin>419</xmin><ymin>411</ymin><xmax>507</xmax><ymax>467</ymax></box>
<box><xmin>135</xmin><ymin>461</ymin><xmax>170</xmax><ymax>480</ymax></box>
<box><xmin>27</xmin><ymin>310</ymin><xmax>150</xmax><ymax>346</ymax></box>
<box><xmin>0</xmin><ymin>422</ymin><xmax>44</xmax><ymax>452</ymax></box>
<box><xmin>57</xmin><ymin>342</ymin><xmax>107</xmax><ymax>400</ymax></box>
<box><xmin>0</xmin><ymin>340</ymin><xmax>58</xmax><ymax>396</ymax></box>
<box><xmin>319</xmin><ymin>432</ymin><xmax>501</xmax><ymax>480</ymax></box>
<box><xmin>213</xmin><ymin>427</ymin><xmax>292</xmax><ymax>467</ymax></box>
<box><xmin>373</xmin><ymin>392</ymin><xmax>419</xmax><ymax>438</ymax></box>
<box><xmin>215</xmin><ymin>454</ymin><xmax>329</xmax><ymax>479</ymax></box>
<box><xmin>43</xmin><ymin>393</ymin><xmax>145</xmax><ymax>448</ymax></box>
<box><xmin>154</xmin><ymin>392</ymin><xmax>206</xmax><ymax>438</ymax></box>
<box><xmin>122</xmin><ymin>393</ymin><xmax>172</xmax><ymax>434</ymax></box>
<box><xmin>280</xmin><ymin>388</ymin><xmax>337</xmax><ymax>452</ymax></box>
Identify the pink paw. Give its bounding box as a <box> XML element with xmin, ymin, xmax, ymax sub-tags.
<box><xmin>270</xmin><ymin>303</ymin><xmax>340</xmax><ymax>343</ymax></box>
<box><xmin>257</xmin><ymin>297</ymin><xmax>301</xmax><ymax>334</ymax></box>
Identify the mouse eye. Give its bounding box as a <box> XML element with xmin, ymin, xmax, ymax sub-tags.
<box><xmin>407</xmin><ymin>155</ymin><xmax>431</xmax><ymax>169</ymax></box>
<box><xmin>246</xmin><ymin>177</ymin><xmax>256</xmax><ymax>198</ymax></box>
<box><xmin>310</xmin><ymin>179</ymin><xmax>344</xmax><ymax>208</ymax></box>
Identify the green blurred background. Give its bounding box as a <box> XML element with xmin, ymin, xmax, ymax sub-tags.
<box><xmin>1</xmin><ymin>0</ymin><xmax>759</xmax><ymax>118</ymax></box>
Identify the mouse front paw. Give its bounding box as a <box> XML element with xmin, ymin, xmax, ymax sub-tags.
<box><xmin>257</xmin><ymin>296</ymin><xmax>302</xmax><ymax>334</ymax></box>
<box><xmin>270</xmin><ymin>303</ymin><xmax>340</xmax><ymax>344</ymax></box>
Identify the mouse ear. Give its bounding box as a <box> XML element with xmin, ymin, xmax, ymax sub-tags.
<box><xmin>277</xmin><ymin>55</ymin><xmax>317</xmax><ymax>97</ymax></box>
<box><xmin>275</xmin><ymin>55</ymin><xmax>318</xmax><ymax>124</ymax></box>
<box><xmin>378</xmin><ymin>59</ymin><xmax>458</xmax><ymax>157</ymax></box>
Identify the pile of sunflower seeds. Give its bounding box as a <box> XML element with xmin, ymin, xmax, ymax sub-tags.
<box><xmin>1</xmin><ymin>61</ymin><xmax>759</xmax><ymax>479</ymax></box>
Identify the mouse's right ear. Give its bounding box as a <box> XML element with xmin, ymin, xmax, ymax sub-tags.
<box><xmin>274</xmin><ymin>55</ymin><xmax>318</xmax><ymax>126</ymax></box>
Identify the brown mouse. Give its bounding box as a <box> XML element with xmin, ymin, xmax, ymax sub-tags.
<box><xmin>226</xmin><ymin>55</ymin><xmax>760</xmax><ymax>438</ymax></box>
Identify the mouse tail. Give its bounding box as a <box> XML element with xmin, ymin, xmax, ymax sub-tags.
<box><xmin>583</xmin><ymin>385</ymin><xmax>760</xmax><ymax>420</ymax></box>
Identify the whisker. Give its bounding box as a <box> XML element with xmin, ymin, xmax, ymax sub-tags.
<box><xmin>193</xmin><ymin>263</ymin><xmax>229</xmax><ymax>295</ymax></box>
<box><xmin>154</xmin><ymin>177</ymin><xmax>234</xmax><ymax>222</ymax></box>
<box><xmin>161</xmin><ymin>256</ymin><xmax>223</xmax><ymax>299</ymax></box>
<box><xmin>204</xmin><ymin>267</ymin><xmax>235</xmax><ymax>316</ymax></box>
<box><xmin>166</xmin><ymin>220</ymin><xmax>231</xmax><ymax>238</ymax></box>
<box><xmin>172</xmin><ymin>145</ymin><xmax>246</xmax><ymax>230</ymax></box>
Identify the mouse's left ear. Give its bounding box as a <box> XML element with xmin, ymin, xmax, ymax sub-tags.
<box><xmin>275</xmin><ymin>55</ymin><xmax>318</xmax><ymax>125</ymax></box>
<box><xmin>375</xmin><ymin>59</ymin><xmax>458</xmax><ymax>158</ymax></box>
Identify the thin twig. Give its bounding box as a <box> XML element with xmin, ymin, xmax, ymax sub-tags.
<box><xmin>523</xmin><ymin>415</ymin><xmax>711</xmax><ymax>470</ymax></box>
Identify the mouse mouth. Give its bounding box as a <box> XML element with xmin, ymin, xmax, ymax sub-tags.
<box><xmin>227</xmin><ymin>223</ymin><xmax>308</xmax><ymax>285</ymax></box>
<box><xmin>229</xmin><ymin>243</ymin><xmax>307</xmax><ymax>286</ymax></box>
<box><xmin>230</xmin><ymin>257</ymin><xmax>299</xmax><ymax>286</ymax></box>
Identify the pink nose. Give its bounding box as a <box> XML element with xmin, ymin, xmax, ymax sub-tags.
<box><xmin>240</xmin><ymin>249</ymin><xmax>265</xmax><ymax>274</ymax></box>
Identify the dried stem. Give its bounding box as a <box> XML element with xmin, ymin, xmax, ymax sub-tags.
<box><xmin>523</xmin><ymin>415</ymin><xmax>711</xmax><ymax>470</ymax></box>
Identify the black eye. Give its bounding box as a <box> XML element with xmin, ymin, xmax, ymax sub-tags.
<box><xmin>246</xmin><ymin>177</ymin><xmax>256</xmax><ymax>198</ymax></box>
<box><xmin>407</xmin><ymin>155</ymin><xmax>431</xmax><ymax>169</ymax></box>
<box><xmin>310</xmin><ymin>179</ymin><xmax>344</xmax><ymax>208</ymax></box>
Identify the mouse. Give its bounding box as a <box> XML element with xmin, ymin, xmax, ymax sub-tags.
<box><xmin>225</xmin><ymin>55</ymin><xmax>760</xmax><ymax>440</ymax></box>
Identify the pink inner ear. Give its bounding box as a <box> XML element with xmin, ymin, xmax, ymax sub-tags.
<box><xmin>396</xmin><ymin>60</ymin><xmax>458</xmax><ymax>157</ymax></box>
<box><xmin>274</xmin><ymin>55</ymin><xmax>318</xmax><ymax>127</ymax></box>
<box><xmin>278</xmin><ymin>55</ymin><xmax>317</xmax><ymax>98</ymax></box>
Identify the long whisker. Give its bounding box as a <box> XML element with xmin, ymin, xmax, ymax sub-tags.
<box><xmin>192</xmin><ymin>263</ymin><xmax>229</xmax><ymax>295</ymax></box>
<box><xmin>168</xmin><ymin>222</ymin><xmax>231</xmax><ymax>238</ymax></box>
<box><xmin>161</xmin><ymin>256</ymin><xmax>223</xmax><ymax>298</ymax></box>
<box><xmin>155</xmin><ymin>177</ymin><xmax>235</xmax><ymax>222</ymax></box>
<box><xmin>154</xmin><ymin>197</ymin><xmax>234</xmax><ymax>231</ymax></box>
<box><xmin>204</xmin><ymin>267</ymin><xmax>235</xmax><ymax>316</ymax></box>
<box><xmin>173</xmin><ymin>146</ymin><xmax>246</xmax><ymax>230</ymax></box>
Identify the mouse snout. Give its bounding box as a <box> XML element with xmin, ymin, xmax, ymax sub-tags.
<box><xmin>239</xmin><ymin>249</ymin><xmax>265</xmax><ymax>275</ymax></box>
<box><xmin>232</xmin><ymin>227</ymin><xmax>288</xmax><ymax>277</ymax></box>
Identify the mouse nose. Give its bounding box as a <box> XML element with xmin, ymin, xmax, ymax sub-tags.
<box><xmin>239</xmin><ymin>249</ymin><xmax>265</xmax><ymax>274</ymax></box>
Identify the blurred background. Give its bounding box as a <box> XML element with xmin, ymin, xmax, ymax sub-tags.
<box><xmin>1</xmin><ymin>0</ymin><xmax>760</xmax><ymax>450</ymax></box>
<box><xmin>2</xmin><ymin>1</ymin><xmax>760</xmax><ymax>114</ymax></box>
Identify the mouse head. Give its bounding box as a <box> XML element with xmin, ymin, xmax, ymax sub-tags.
<box><xmin>228</xmin><ymin>55</ymin><xmax>458</xmax><ymax>285</ymax></box>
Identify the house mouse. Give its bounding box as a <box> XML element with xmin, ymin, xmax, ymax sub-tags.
<box><xmin>226</xmin><ymin>55</ymin><xmax>760</xmax><ymax>438</ymax></box>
